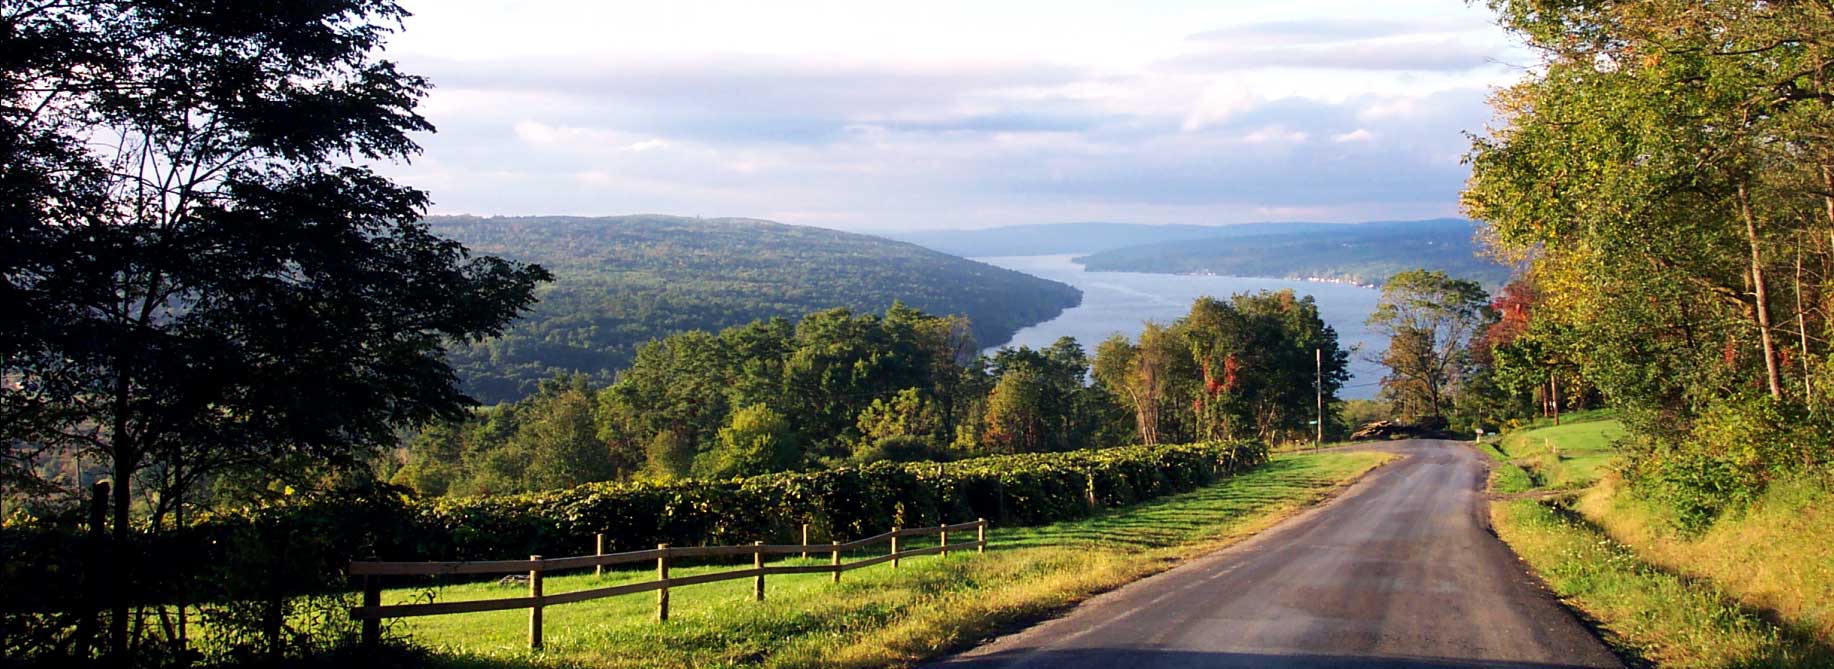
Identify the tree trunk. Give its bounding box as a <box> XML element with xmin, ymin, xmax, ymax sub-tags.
<box><xmin>1551</xmin><ymin>374</ymin><xmax>1561</xmax><ymax>426</ymax></box>
<box><xmin>1739</xmin><ymin>184</ymin><xmax>1785</xmax><ymax>399</ymax></box>
<box><xmin>1798</xmin><ymin>238</ymin><xmax>1814</xmax><ymax>411</ymax></box>
<box><xmin>110</xmin><ymin>449</ymin><xmax>135</xmax><ymax>660</ymax></box>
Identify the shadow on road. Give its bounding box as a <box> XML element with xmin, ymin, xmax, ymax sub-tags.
<box><xmin>930</xmin><ymin>647</ymin><xmax>1612</xmax><ymax>669</ymax></box>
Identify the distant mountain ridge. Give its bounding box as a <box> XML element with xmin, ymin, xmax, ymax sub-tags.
<box><xmin>886</xmin><ymin>222</ymin><xmax>1346</xmax><ymax>257</ymax></box>
<box><xmin>432</xmin><ymin>215</ymin><xmax>1082</xmax><ymax>403</ymax></box>
<box><xmin>1074</xmin><ymin>219</ymin><xmax>1509</xmax><ymax>287</ymax></box>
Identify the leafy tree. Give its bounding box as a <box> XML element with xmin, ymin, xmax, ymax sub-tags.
<box><xmin>985</xmin><ymin>337</ymin><xmax>1103</xmax><ymax>452</ymax></box>
<box><xmin>853</xmin><ymin>388</ymin><xmax>945</xmax><ymax>460</ymax></box>
<box><xmin>696</xmin><ymin>404</ymin><xmax>799</xmax><ymax>478</ymax></box>
<box><xmin>983</xmin><ymin>366</ymin><xmax>1049</xmax><ymax>454</ymax></box>
<box><xmin>519</xmin><ymin>383</ymin><xmax>623</xmax><ymax>490</ymax></box>
<box><xmin>1367</xmin><ymin>270</ymin><xmax>1493</xmax><ymax>420</ymax></box>
<box><xmin>1093</xmin><ymin>326</ymin><xmax>1172</xmax><ymax>445</ymax></box>
<box><xmin>1</xmin><ymin>1</ymin><xmax>547</xmax><ymax>659</ymax></box>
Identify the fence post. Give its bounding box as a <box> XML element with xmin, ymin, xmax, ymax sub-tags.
<box><xmin>940</xmin><ymin>524</ymin><xmax>949</xmax><ymax>559</ymax></box>
<box><xmin>830</xmin><ymin>541</ymin><xmax>841</xmax><ymax>583</ymax></box>
<box><xmin>977</xmin><ymin>518</ymin><xmax>986</xmax><ymax>554</ymax></box>
<box><xmin>360</xmin><ymin>573</ymin><xmax>380</xmax><ymax>649</ymax></box>
<box><xmin>528</xmin><ymin>555</ymin><xmax>543</xmax><ymax>651</ymax></box>
<box><xmin>800</xmin><ymin>523</ymin><xmax>809</xmax><ymax>559</ymax></box>
<box><xmin>753</xmin><ymin>541</ymin><xmax>765</xmax><ymax>601</ymax></box>
<box><xmin>891</xmin><ymin>527</ymin><xmax>901</xmax><ymax>568</ymax></box>
<box><xmin>656</xmin><ymin>544</ymin><xmax>670</xmax><ymax>622</ymax></box>
<box><xmin>595</xmin><ymin>533</ymin><xmax>606</xmax><ymax>578</ymax></box>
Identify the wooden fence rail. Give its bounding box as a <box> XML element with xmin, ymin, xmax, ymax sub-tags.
<box><xmin>349</xmin><ymin>518</ymin><xmax>987</xmax><ymax>650</ymax></box>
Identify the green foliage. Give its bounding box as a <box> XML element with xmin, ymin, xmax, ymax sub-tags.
<box><xmin>1</xmin><ymin>2</ymin><xmax>549</xmax><ymax>664</ymax></box>
<box><xmin>1337</xmin><ymin>399</ymin><xmax>1392</xmax><ymax>434</ymax></box>
<box><xmin>697</xmin><ymin>405</ymin><xmax>800</xmax><ymax>479</ymax></box>
<box><xmin>405</xmin><ymin>440</ymin><xmax>1267</xmax><ymax>560</ymax></box>
<box><xmin>1073</xmin><ymin>219</ymin><xmax>1509</xmax><ymax>287</ymax></box>
<box><xmin>1367</xmin><ymin>269</ymin><xmax>1494</xmax><ymax>420</ymax></box>
<box><xmin>1096</xmin><ymin>290</ymin><xmax>1351</xmax><ymax>446</ymax></box>
<box><xmin>853</xmin><ymin>389</ymin><xmax>946</xmax><ymax>460</ymax></box>
<box><xmin>430</xmin><ymin>215</ymin><xmax>1083</xmax><ymax>404</ymax></box>
<box><xmin>1627</xmin><ymin>396</ymin><xmax>1827</xmax><ymax>532</ymax></box>
<box><xmin>1466</xmin><ymin>0</ymin><xmax>1834</xmax><ymax>524</ymax></box>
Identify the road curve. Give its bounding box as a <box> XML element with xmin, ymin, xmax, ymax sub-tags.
<box><xmin>929</xmin><ymin>440</ymin><xmax>1622</xmax><ymax>669</ymax></box>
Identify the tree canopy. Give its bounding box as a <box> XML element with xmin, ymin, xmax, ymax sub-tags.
<box><xmin>2</xmin><ymin>1</ymin><xmax>546</xmax><ymax>660</ymax></box>
<box><xmin>1464</xmin><ymin>0</ymin><xmax>1834</xmax><ymax>527</ymax></box>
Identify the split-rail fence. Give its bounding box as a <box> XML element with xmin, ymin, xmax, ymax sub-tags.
<box><xmin>348</xmin><ymin>518</ymin><xmax>988</xmax><ymax>650</ymax></box>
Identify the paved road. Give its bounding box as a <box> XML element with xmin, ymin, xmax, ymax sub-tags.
<box><xmin>931</xmin><ymin>440</ymin><xmax>1623</xmax><ymax>669</ymax></box>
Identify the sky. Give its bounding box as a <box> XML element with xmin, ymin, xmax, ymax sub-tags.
<box><xmin>381</xmin><ymin>1</ymin><xmax>1534</xmax><ymax>232</ymax></box>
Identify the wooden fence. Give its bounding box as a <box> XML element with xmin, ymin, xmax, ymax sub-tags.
<box><xmin>348</xmin><ymin>518</ymin><xmax>988</xmax><ymax>650</ymax></box>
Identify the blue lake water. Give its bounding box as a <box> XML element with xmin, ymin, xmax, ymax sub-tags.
<box><xmin>977</xmin><ymin>254</ymin><xmax>1386</xmax><ymax>399</ymax></box>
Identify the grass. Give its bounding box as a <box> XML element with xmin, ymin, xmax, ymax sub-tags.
<box><xmin>390</xmin><ymin>451</ymin><xmax>1393</xmax><ymax>669</ymax></box>
<box><xmin>1575</xmin><ymin>475</ymin><xmax>1834</xmax><ymax>645</ymax></box>
<box><xmin>1486</xmin><ymin>412</ymin><xmax>1624</xmax><ymax>490</ymax></box>
<box><xmin>1481</xmin><ymin>417</ymin><xmax>1834</xmax><ymax>667</ymax></box>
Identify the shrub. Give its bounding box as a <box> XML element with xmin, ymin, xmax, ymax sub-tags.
<box><xmin>1627</xmin><ymin>395</ymin><xmax>1826</xmax><ymax>532</ymax></box>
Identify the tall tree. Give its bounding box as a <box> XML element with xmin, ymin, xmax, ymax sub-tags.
<box><xmin>1</xmin><ymin>1</ymin><xmax>548</xmax><ymax>658</ymax></box>
<box><xmin>1367</xmin><ymin>270</ymin><xmax>1493</xmax><ymax>420</ymax></box>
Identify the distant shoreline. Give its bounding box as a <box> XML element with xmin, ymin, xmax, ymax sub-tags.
<box><xmin>1172</xmin><ymin>271</ymin><xmax>1377</xmax><ymax>289</ymax></box>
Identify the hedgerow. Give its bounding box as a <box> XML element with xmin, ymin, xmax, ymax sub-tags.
<box><xmin>409</xmin><ymin>439</ymin><xmax>1266</xmax><ymax>560</ymax></box>
<box><xmin>1</xmin><ymin>440</ymin><xmax>1265</xmax><ymax>623</ymax></box>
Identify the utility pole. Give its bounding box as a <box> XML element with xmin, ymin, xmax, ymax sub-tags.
<box><xmin>1315</xmin><ymin>348</ymin><xmax>1323</xmax><ymax>450</ymax></box>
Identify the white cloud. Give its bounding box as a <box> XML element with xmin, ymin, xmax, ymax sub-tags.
<box><xmin>385</xmin><ymin>1</ymin><xmax>1530</xmax><ymax>230</ymax></box>
<box><xmin>1241</xmin><ymin>126</ymin><xmax>1311</xmax><ymax>144</ymax></box>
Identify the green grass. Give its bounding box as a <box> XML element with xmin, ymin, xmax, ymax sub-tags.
<box><xmin>390</xmin><ymin>451</ymin><xmax>1392</xmax><ymax>669</ymax></box>
<box><xmin>1487</xmin><ymin>413</ymin><xmax>1624</xmax><ymax>490</ymax></box>
<box><xmin>1482</xmin><ymin>416</ymin><xmax>1834</xmax><ymax>667</ymax></box>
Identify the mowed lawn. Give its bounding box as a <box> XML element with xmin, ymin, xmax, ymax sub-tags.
<box><xmin>1487</xmin><ymin>412</ymin><xmax>1624</xmax><ymax>490</ymax></box>
<box><xmin>389</xmin><ymin>451</ymin><xmax>1392</xmax><ymax>669</ymax></box>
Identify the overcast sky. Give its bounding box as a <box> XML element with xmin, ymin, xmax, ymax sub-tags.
<box><xmin>381</xmin><ymin>1</ymin><xmax>1531</xmax><ymax>231</ymax></box>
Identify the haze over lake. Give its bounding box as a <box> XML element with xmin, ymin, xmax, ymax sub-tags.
<box><xmin>978</xmin><ymin>255</ymin><xmax>1387</xmax><ymax>400</ymax></box>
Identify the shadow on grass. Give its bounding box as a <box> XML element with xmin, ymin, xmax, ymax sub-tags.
<box><xmin>1540</xmin><ymin>500</ymin><xmax>1834</xmax><ymax>669</ymax></box>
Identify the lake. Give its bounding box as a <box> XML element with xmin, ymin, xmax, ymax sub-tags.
<box><xmin>977</xmin><ymin>254</ymin><xmax>1387</xmax><ymax>399</ymax></box>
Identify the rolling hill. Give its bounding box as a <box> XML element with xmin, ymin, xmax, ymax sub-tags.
<box><xmin>887</xmin><ymin>222</ymin><xmax>1345</xmax><ymax>257</ymax></box>
<box><xmin>1073</xmin><ymin>219</ymin><xmax>1510</xmax><ymax>287</ymax></box>
<box><xmin>433</xmin><ymin>215</ymin><xmax>1082</xmax><ymax>404</ymax></box>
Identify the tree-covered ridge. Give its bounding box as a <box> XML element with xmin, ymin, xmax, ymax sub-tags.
<box><xmin>887</xmin><ymin>221</ymin><xmax>1345</xmax><ymax>257</ymax></box>
<box><xmin>1073</xmin><ymin>219</ymin><xmax>1511</xmax><ymax>288</ymax></box>
<box><xmin>429</xmin><ymin>215</ymin><xmax>1083</xmax><ymax>403</ymax></box>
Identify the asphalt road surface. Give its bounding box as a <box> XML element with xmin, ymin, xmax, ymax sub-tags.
<box><xmin>930</xmin><ymin>440</ymin><xmax>1623</xmax><ymax>669</ymax></box>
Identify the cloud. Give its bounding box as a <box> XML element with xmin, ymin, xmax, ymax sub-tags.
<box><xmin>1187</xmin><ymin>18</ymin><xmax>1462</xmax><ymax>44</ymax></box>
<box><xmin>1168</xmin><ymin>39</ymin><xmax>1503</xmax><ymax>73</ymax></box>
<box><xmin>380</xmin><ymin>3</ymin><xmax>1519</xmax><ymax>230</ymax></box>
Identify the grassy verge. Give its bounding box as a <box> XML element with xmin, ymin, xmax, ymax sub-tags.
<box><xmin>394</xmin><ymin>451</ymin><xmax>1392</xmax><ymax>669</ymax></box>
<box><xmin>1481</xmin><ymin>419</ymin><xmax>1834</xmax><ymax>667</ymax></box>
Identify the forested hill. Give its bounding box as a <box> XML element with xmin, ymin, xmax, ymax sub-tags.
<box><xmin>888</xmin><ymin>221</ymin><xmax>1344</xmax><ymax>256</ymax></box>
<box><xmin>1074</xmin><ymin>219</ymin><xmax>1510</xmax><ymax>287</ymax></box>
<box><xmin>431</xmin><ymin>215</ymin><xmax>1083</xmax><ymax>404</ymax></box>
